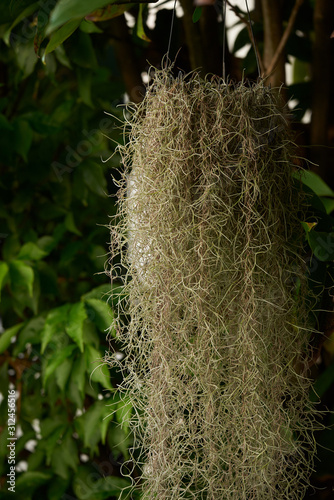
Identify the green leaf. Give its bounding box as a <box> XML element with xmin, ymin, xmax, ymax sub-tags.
<box><xmin>84</xmin><ymin>298</ymin><xmax>113</xmax><ymax>333</ymax></box>
<box><xmin>79</xmin><ymin>19</ymin><xmax>103</xmax><ymax>34</ymax></box>
<box><xmin>136</xmin><ymin>4</ymin><xmax>151</xmax><ymax>42</ymax></box>
<box><xmin>43</xmin><ymin>423</ymin><xmax>68</xmax><ymax>465</ymax></box>
<box><xmin>3</xmin><ymin>2</ymin><xmax>40</xmax><ymax>46</ymax></box>
<box><xmin>0</xmin><ymin>114</ymin><xmax>13</xmax><ymax>130</ymax></box>
<box><xmin>43</xmin><ymin>344</ymin><xmax>77</xmax><ymax>385</ymax></box>
<box><xmin>306</xmin><ymin>231</ymin><xmax>334</xmax><ymax>261</ymax></box>
<box><xmin>86</xmin><ymin>4</ymin><xmax>131</xmax><ymax>22</ymax></box>
<box><xmin>77</xmin><ymin>66</ymin><xmax>93</xmax><ymax>107</ymax></box>
<box><xmin>51</xmin><ymin>429</ymin><xmax>78</xmax><ymax>479</ymax></box>
<box><xmin>15</xmin><ymin>471</ymin><xmax>52</xmax><ymax>494</ymax></box>
<box><xmin>310</xmin><ymin>361</ymin><xmax>334</xmax><ymax>402</ymax></box>
<box><xmin>14</xmin><ymin>119</ymin><xmax>33</xmax><ymax>162</ymax></box>
<box><xmin>107</xmin><ymin>423</ymin><xmax>131</xmax><ymax>461</ymax></box>
<box><xmin>74</xmin><ymin>401</ymin><xmax>111</xmax><ymax>449</ymax></box>
<box><xmin>85</xmin><ymin>344</ymin><xmax>112</xmax><ymax>390</ymax></box>
<box><xmin>34</xmin><ymin>7</ymin><xmax>48</xmax><ymax>56</ymax></box>
<box><xmin>41</xmin><ymin>304</ymin><xmax>70</xmax><ymax>353</ymax></box>
<box><xmin>0</xmin><ymin>323</ymin><xmax>24</xmax><ymax>354</ymax></box>
<box><xmin>72</xmin><ymin>466</ymin><xmax>131</xmax><ymax>500</ymax></box>
<box><xmin>65</xmin><ymin>302</ymin><xmax>87</xmax><ymax>352</ymax></box>
<box><xmin>42</xmin><ymin>19</ymin><xmax>82</xmax><ymax>63</ymax></box>
<box><xmin>82</xmin><ymin>284</ymin><xmax>111</xmax><ymax>302</ymax></box>
<box><xmin>55</xmin><ymin>356</ymin><xmax>73</xmax><ymax>392</ymax></box>
<box><xmin>116</xmin><ymin>395</ymin><xmax>132</xmax><ymax>435</ymax></box>
<box><xmin>37</xmin><ymin>235</ymin><xmax>57</xmax><ymax>253</ymax></box>
<box><xmin>22</xmin><ymin>111</ymin><xmax>62</xmax><ymax>134</ymax></box>
<box><xmin>65</xmin><ymin>211</ymin><xmax>82</xmax><ymax>236</ymax></box>
<box><xmin>192</xmin><ymin>6</ymin><xmax>202</xmax><ymax>23</ymax></box>
<box><xmin>0</xmin><ymin>261</ymin><xmax>9</xmax><ymax>299</ymax></box>
<box><xmin>17</xmin><ymin>242</ymin><xmax>48</xmax><ymax>261</ymax></box>
<box><xmin>48</xmin><ymin>0</ymin><xmax>115</xmax><ymax>33</ymax></box>
<box><xmin>12</xmin><ymin>315</ymin><xmax>45</xmax><ymax>356</ymax></box>
<box><xmin>68</xmin><ymin>355</ymin><xmax>86</xmax><ymax>408</ymax></box>
<box><xmin>66</xmin><ymin>30</ymin><xmax>97</xmax><ymax>69</ymax></box>
<box><xmin>81</xmin><ymin>160</ymin><xmax>107</xmax><ymax>197</ymax></box>
<box><xmin>82</xmin><ymin>320</ymin><xmax>100</xmax><ymax>348</ymax></box>
<box><xmin>9</xmin><ymin>260</ymin><xmax>34</xmax><ymax>297</ymax></box>
<box><xmin>301</xmin><ymin>221</ymin><xmax>317</xmax><ymax>233</ymax></box>
<box><xmin>321</xmin><ymin>198</ymin><xmax>334</xmax><ymax>215</ymax></box>
<box><xmin>233</xmin><ymin>26</ymin><xmax>249</xmax><ymax>53</ymax></box>
<box><xmin>48</xmin><ymin>477</ymin><xmax>71</xmax><ymax>500</ymax></box>
<box><xmin>300</xmin><ymin>170</ymin><xmax>334</xmax><ymax>198</ymax></box>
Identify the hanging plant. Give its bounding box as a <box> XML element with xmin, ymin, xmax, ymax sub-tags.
<box><xmin>108</xmin><ymin>69</ymin><xmax>320</xmax><ymax>499</ymax></box>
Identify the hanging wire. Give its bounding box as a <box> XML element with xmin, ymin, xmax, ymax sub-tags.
<box><xmin>244</xmin><ymin>0</ymin><xmax>261</xmax><ymax>79</ymax></box>
<box><xmin>222</xmin><ymin>0</ymin><xmax>228</xmax><ymax>80</ymax></box>
<box><xmin>166</xmin><ymin>0</ymin><xmax>178</xmax><ymax>66</ymax></box>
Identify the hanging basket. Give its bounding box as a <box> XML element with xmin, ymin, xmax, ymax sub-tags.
<box><xmin>109</xmin><ymin>69</ymin><xmax>318</xmax><ymax>499</ymax></box>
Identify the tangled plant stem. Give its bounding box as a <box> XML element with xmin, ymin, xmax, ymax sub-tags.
<box><xmin>108</xmin><ymin>69</ymin><xmax>320</xmax><ymax>499</ymax></box>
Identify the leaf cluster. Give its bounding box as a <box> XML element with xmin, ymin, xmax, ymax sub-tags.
<box><xmin>0</xmin><ymin>5</ymin><xmax>136</xmax><ymax>499</ymax></box>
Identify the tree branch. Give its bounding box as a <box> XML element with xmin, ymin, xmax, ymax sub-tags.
<box><xmin>263</xmin><ymin>0</ymin><xmax>304</xmax><ymax>79</ymax></box>
<box><xmin>225</xmin><ymin>0</ymin><xmax>264</xmax><ymax>75</ymax></box>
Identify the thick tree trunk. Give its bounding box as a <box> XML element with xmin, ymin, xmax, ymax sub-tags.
<box><xmin>109</xmin><ymin>16</ymin><xmax>145</xmax><ymax>103</ymax></box>
<box><xmin>261</xmin><ymin>0</ymin><xmax>285</xmax><ymax>86</ymax></box>
<box><xmin>179</xmin><ymin>0</ymin><xmax>207</xmax><ymax>73</ymax></box>
<box><xmin>310</xmin><ymin>0</ymin><xmax>334</xmax><ymax>187</ymax></box>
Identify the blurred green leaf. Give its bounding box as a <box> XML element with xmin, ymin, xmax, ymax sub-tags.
<box><xmin>86</xmin><ymin>3</ymin><xmax>131</xmax><ymax>22</ymax></box>
<box><xmin>321</xmin><ymin>198</ymin><xmax>334</xmax><ymax>215</ymax></box>
<box><xmin>77</xmin><ymin>66</ymin><xmax>93</xmax><ymax>107</ymax></box>
<box><xmin>72</xmin><ymin>465</ymin><xmax>131</xmax><ymax>500</ymax></box>
<box><xmin>116</xmin><ymin>395</ymin><xmax>132</xmax><ymax>435</ymax></box>
<box><xmin>0</xmin><ymin>261</ymin><xmax>9</xmax><ymax>298</ymax></box>
<box><xmin>43</xmin><ymin>344</ymin><xmax>77</xmax><ymax>385</ymax></box>
<box><xmin>192</xmin><ymin>6</ymin><xmax>202</xmax><ymax>23</ymax></box>
<box><xmin>17</xmin><ymin>242</ymin><xmax>48</xmax><ymax>261</ymax></box>
<box><xmin>233</xmin><ymin>26</ymin><xmax>249</xmax><ymax>53</ymax></box>
<box><xmin>300</xmin><ymin>170</ymin><xmax>334</xmax><ymax>198</ymax></box>
<box><xmin>0</xmin><ymin>114</ymin><xmax>13</xmax><ymax>130</ymax></box>
<box><xmin>0</xmin><ymin>323</ymin><xmax>24</xmax><ymax>354</ymax></box>
<box><xmin>12</xmin><ymin>315</ymin><xmax>45</xmax><ymax>355</ymax></box>
<box><xmin>51</xmin><ymin>428</ymin><xmax>78</xmax><ymax>479</ymax></box>
<box><xmin>9</xmin><ymin>260</ymin><xmax>34</xmax><ymax>297</ymax></box>
<box><xmin>66</xmin><ymin>301</ymin><xmax>87</xmax><ymax>352</ymax></box>
<box><xmin>84</xmin><ymin>298</ymin><xmax>113</xmax><ymax>333</ymax></box>
<box><xmin>80</xmin><ymin>19</ymin><xmax>103</xmax><ymax>33</ymax></box>
<box><xmin>136</xmin><ymin>4</ymin><xmax>151</xmax><ymax>42</ymax></box>
<box><xmin>41</xmin><ymin>304</ymin><xmax>70</xmax><ymax>353</ymax></box>
<box><xmin>310</xmin><ymin>361</ymin><xmax>334</xmax><ymax>402</ymax></box>
<box><xmin>43</xmin><ymin>19</ymin><xmax>82</xmax><ymax>63</ymax></box>
<box><xmin>306</xmin><ymin>231</ymin><xmax>334</xmax><ymax>262</ymax></box>
<box><xmin>81</xmin><ymin>160</ymin><xmax>107</xmax><ymax>197</ymax></box>
<box><xmin>65</xmin><ymin>211</ymin><xmax>82</xmax><ymax>236</ymax></box>
<box><xmin>82</xmin><ymin>284</ymin><xmax>111</xmax><ymax>302</ymax></box>
<box><xmin>3</xmin><ymin>2</ymin><xmax>40</xmax><ymax>46</ymax></box>
<box><xmin>48</xmin><ymin>0</ymin><xmax>113</xmax><ymax>32</ymax></box>
<box><xmin>65</xmin><ymin>30</ymin><xmax>98</xmax><ymax>69</ymax></box>
<box><xmin>22</xmin><ymin>111</ymin><xmax>62</xmax><ymax>134</ymax></box>
<box><xmin>286</xmin><ymin>32</ymin><xmax>312</xmax><ymax>62</ymax></box>
<box><xmin>55</xmin><ymin>356</ymin><xmax>73</xmax><ymax>392</ymax></box>
<box><xmin>15</xmin><ymin>471</ymin><xmax>52</xmax><ymax>495</ymax></box>
<box><xmin>48</xmin><ymin>477</ymin><xmax>71</xmax><ymax>500</ymax></box>
<box><xmin>85</xmin><ymin>344</ymin><xmax>112</xmax><ymax>390</ymax></box>
<box><xmin>13</xmin><ymin>119</ymin><xmax>33</xmax><ymax>162</ymax></box>
<box><xmin>68</xmin><ymin>355</ymin><xmax>86</xmax><ymax>408</ymax></box>
<box><xmin>74</xmin><ymin>400</ymin><xmax>112</xmax><ymax>449</ymax></box>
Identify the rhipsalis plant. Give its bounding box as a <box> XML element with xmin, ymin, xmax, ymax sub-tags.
<box><xmin>108</xmin><ymin>69</ymin><xmax>321</xmax><ymax>499</ymax></box>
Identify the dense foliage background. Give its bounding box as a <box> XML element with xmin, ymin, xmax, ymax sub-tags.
<box><xmin>0</xmin><ymin>0</ymin><xmax>333</xmax><ymax>498</ymax></box>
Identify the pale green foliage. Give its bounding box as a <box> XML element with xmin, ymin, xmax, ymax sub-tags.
<box><xmin>109</xmin><ymin>69</ymin><xmax>320</xmax><ymax>499</ymax></box>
